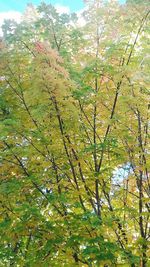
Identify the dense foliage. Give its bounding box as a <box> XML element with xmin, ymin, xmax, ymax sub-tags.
<box><xmin>0</xmin><ymin>0</ymin><xmax>149</xmax><ymax>266</ymax></box>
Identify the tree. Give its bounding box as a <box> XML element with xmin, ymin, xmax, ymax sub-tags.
<box><xmin>0</xmin><ymin>1</ymin><xmax>149</xmax><ymax>266</ymax></box>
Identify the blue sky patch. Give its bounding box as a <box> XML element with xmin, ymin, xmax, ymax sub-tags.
<box><xmin>0</xmin><ymin>0</ymin><xmax>126</xmax><ymax>13</ymax></box>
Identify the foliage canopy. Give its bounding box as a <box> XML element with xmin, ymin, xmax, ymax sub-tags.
<box><xmin>0</xmin><ymin>1</ymin><xmax>149</xmax><ymax>266</ymax></box>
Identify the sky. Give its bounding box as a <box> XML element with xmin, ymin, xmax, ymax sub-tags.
<box><xmin>0</xmin><ymin>0</ymin><xmax>84</xmax><ymax>13</ymax></box>
<box><xmin>0</xmin><ymin>0</ymin><xmax>126</xmax><ymax>13</ymax></box>
<box><xmin>0</xmin><ymin>0</ymin><xmax>84</xmax><ymax>35</ymax></box>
